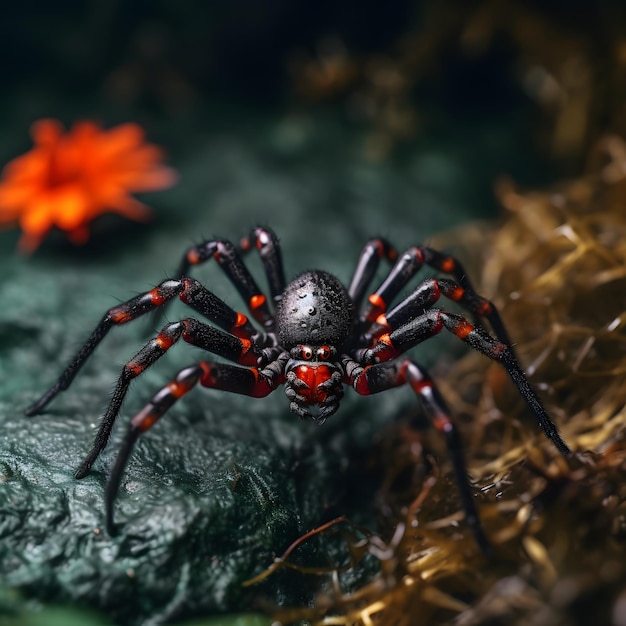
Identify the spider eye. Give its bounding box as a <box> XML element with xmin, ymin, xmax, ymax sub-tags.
<box><xmin>299</xmin><ymin>345</ymin><xmax>313</xmax><ymax>360</ymax></box>
<box><xmin>317</xmin><ymin>345</ymin><xmax>331</xmax><ymax>360</ymax></box>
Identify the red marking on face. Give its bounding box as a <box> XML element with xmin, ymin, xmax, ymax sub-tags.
<box><xmin>239</xmin><ymin>237</ymin><xmax>252</xmax><ymax>251</ymax></box>
<box><xmin>293</xmin><ymin>364</ymin><xmax>333</xmax><ymax>404</ymax></box>
<box><xmin>316</xmin><ymin>345</ymin><xmax>331</xmax><ymax>360</ymax></box>
<box><xmin>298</xmin><ymin>345</ymin><xmax>313</xmax><ymax>360</ymax></box>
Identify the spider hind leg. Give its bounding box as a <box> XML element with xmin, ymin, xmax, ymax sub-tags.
<box><xmin>348</xmin><ymin>357</ymin><xmax>491</xmax><ymax>555</ymax></box>
<box><xmin>105</xmin><ymin>359</ymin><xmax>282</xmax><ymax>535</ymax></box>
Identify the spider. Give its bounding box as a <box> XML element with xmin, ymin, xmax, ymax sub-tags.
<box><xmin>25</xmin><ymin>226</ymin><xmax>571</xmax><ymax>552</ymax></box>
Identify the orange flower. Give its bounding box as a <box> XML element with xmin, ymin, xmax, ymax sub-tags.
<box><xmin>0</xmin><ymin>119</ymin><xmax>177</xmax><ymax>253</ymax></box>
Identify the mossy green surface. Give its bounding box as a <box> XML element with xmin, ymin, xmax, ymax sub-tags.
<box><xmin>0</xmin><ymin>108</ymin><xmax>531</xmax><ymax>624</ymax></box>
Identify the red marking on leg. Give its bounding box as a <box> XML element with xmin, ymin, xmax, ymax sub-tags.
<box><xmin>433</xmin><ymin>413</ymin><xmax>453</xmax><ymax>434</ymax></box>
<box><xmin>230</xmin><ymin>312</ymin><xmax>252</xmax><ymax>339</ymax></box>
<box><xmin>167</xmin><ymin>380</ymin><xmax>188</xmax><ymax>398</ymax></box>
<box><xmin>491</xmin><ymin>342</ymin><xmax>507</xmax><ymax>356</ymax></box>
<box><xmin>388</xmin><ymin>247</ymin><xmax>399</xmax><ymax>262</ymax></box>
<box><xmin>441</xmin><ymin>257</ymin><xmax>456</xmax><ymax>273</ymax></box>
<box><xmin>366</xmin><ymin>293</ymin><xmax>387</xmax><ymax>322</ymax></box>
<box><xmin>372</xmin><ymin>333</ymin><xmax>398</xmax><ymax>361</ymax></box>
<box><xmin>294</xmin><ymin>364</ymin><xmax>332</xmax><ymax>404</ymax></box>
<box><xmin>156</xmin><ymin>331</ymin><xmax>176</xmax><ymax>349</ymax></box>
<box><xmin>238</xmin><ymin>338</ymin><xmax>258</xmax><ymax>366</ymax></box>
<box><xmin>199</xmin><ymin>362</ymin><xmax>216</xmax><ymax>387</ymax></box>
<box><xmin>110</xmin><ymin>308</ymin><xmax>132</xmax><ymax>324</ymax></box>
<box><xmin>448</xmin><ymin>285</ymin><xmax>465</xmax><ymax>301</ymax></box>
<box><xmin>354</xmin><ymin>366</ymin><xmax>373</xmax><ymax>395</ymax></box>
<box><xmin>239</xmin><ymin>237</ymin><xmax>252</xmax><ymax>251</ymax></box>
<box><xmin>409</xmin><ymin>246</ymin><xmax>425</xmax><ymax>264</ymax></box>
<box><xmin>187</xmin><ymin>249</ymin><xmax>201</xmax><ymax>265</ymax></box>
<box><xmin>179</xmin><ymin>278</ymin><xmax>195</xmax><ymax>304</ymax></box>
<box><xmin>249</xmin><ymin>294</ymin><xmax>266</xmax><ymax>310</ymax></box>
<box><xmin>454</xmin><ymin>319</ymin><xmax>475</xmax><ymax>339</ymax></box>
<box><xmin>248</xmin><ymin>367</ymin><xmax>273</xmax><ymax>397</ymax></box>
<box><xmin>126</xmin><ymin>361</ymin><xmax>144</xmax><ymax>376</ymax></box>
<box><xmin>256</xmin><ymin>232</ymin><xmax>267</xmax><ymax>249</ymax></box>
<box><xmin>477</xmin><ymin>300</ymin><xmax>492</xmax><ymax>315</ymax></box>
<box><xmin>131</xmin><ymin>408</ymin><xmax>159</xmax><ymax>433</ymax></box>
<box><xmin>375</xmin><ymin>313</ymin><xmax>390</xmax><ymax>331</ymax></box>
<box><xmin>149</xmin><ymin>287</ymin><xmax>168</xmax><ymax>306</ymax></box>
<box><xmin>410</xmin><ymin>378</ymin><xmax>433</xmax><ymax>394</ymax></box>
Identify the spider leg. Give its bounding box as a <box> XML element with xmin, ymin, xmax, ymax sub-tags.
<box><xmin>176</xmin><ymin>237</ymin><xmax>274</xmax><ymax>328</ymax></box>
<box><xmin>361</xmin><ymin>277</ymin><xmax>509</xmax><ymax>347</ymax></box>
<box><xmin>363</xmin><ymin>309</ymin><xmax>571</xmax><ymax>456</ymax></box>
<box><xmin>238</xmin><ymin>226</ymin><xmax>287</xmax><ymax>306</ymax></box>
<box><xmin>105</xmin><ymin>359</ymin><xmax>283</xmax><ymax>535</ymax></box>
<box><xmin>347</xmin><ymin>238</ymin><xmax>398</xmax><ymax>309</ymax></box>
<box><xmin>360</xmin><ymin>246</ymin><xmax>514</xmax><ymax>350</ymax></box>
<box><xmin>345</xmin><ymin>356</ymin><xmax>490</xmax><ymax>554</ymax></box>
<box><xmin>74</xmin><ymin>317</ymin><xmax>262</xmax><ymax>479</ymax></box>
<box><xmin>25</xmin><ymin>278</ymin><xmax>260</xmax><ymax>416</ymax></box>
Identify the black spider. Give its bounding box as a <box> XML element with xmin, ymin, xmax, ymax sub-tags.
<box><xmin>26</xmin><ymin>226</ymin><xmax>571</xmax><ymax>552</ymax></box>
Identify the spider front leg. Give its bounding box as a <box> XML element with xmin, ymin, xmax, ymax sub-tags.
<box><xmin>359</xmin><ymin>246</ymin><xmax>514</xmax><ymax>350</ymax></box>
<box><xmin>25</xmin><ymin>277</ymin><xmax>260</xmax><ymax>417</ymax></box>
<box><xmin>365</xmin><ymin>309</ymin><xmax>571</xmax><ymax>456</ymax></box>
<box><xmin>176</xmin><ymin>235</ymin><xmax>276</xmax><ymax>327</ymax></box>
<box><xmin>361</xmin><ymin>277</ymin><xmax>511</xmax><ymax>350</ymax></box>
<box><xmin>105</xmin><ymin>359</ymin><xmax>284</xmax><ymax>535</ymax></box>
<box><xmin>74</xmin><ymin>317</ymin><xmax>262</xmax><ymax>479</ymax></box>
<box><xmin>347</xmin><ymin>238</ymin><xmax>398</xmax><ymax>309</ymax></box>
<box><xmin>239</xmin><ymin>226</ymin><xmax>287</xmax><ymax>306</ymax></box>
<box><xmin>345</xmin><ymin>356</ymin><xmax>490</xmax><ymax>554</ymax></box>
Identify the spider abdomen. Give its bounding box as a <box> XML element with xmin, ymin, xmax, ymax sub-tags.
<box><xmin>275</xmin><ymin>270</ymin><xmax>353</xmax><ymax>349</ymax></box>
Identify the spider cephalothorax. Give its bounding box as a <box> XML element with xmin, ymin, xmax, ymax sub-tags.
<box><xmin>277</xmin><ymin>270</ymin><xmax>352</xmax><ymax>422</ymax></box>
<box><xmin>26</xmin><ymin>226</ymin><xmax>571</xmax><ymax>552</ymax></box>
